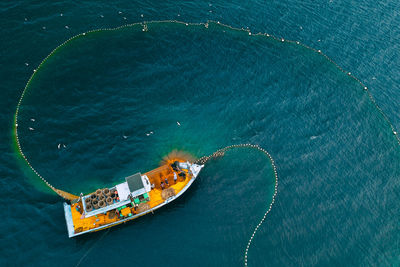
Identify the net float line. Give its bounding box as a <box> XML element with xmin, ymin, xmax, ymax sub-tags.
<box><xmin>13</xmin><ymin>21</ymin><xmax>398</xmax><ymax>261</ymax></box>
<box><xmin>13</xmin><ymin>20</ymin><xmax>398</xmax><ymax>200</ymax></box>
<box><xmin>195</xmin><ymin>144</ymin><xmax>278</xmax><ymax>266</ymax></box>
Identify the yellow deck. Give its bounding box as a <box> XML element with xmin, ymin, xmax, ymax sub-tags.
<box><xmin>70</xmin><ymin>159</ymin><xmax>192</xmax><ymax>234</ymax></box>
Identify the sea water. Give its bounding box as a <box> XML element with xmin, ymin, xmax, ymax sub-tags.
<box><xmin>1</xmin><ymin>1</ymin><xmax>399</xmax><ymax>266</ymax></box>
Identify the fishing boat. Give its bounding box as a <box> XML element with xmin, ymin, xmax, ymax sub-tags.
<box><xmin>63</xmin><ymin>159</ymin><xmax>203</xmax><ymax>237</ymax></box>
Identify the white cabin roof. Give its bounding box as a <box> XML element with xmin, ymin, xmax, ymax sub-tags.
<box><xmin>116</xmin><ymin>182</ymin><xmax>131</xmax><ymax>201</ymax></box>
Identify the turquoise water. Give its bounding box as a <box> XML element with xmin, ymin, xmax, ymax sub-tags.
<box><xmin>1</xmin><ymin>1</ymin><xmax>400</xmax><ymax>266</ymax></box>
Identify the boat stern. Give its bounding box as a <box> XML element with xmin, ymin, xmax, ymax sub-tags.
<box><xmin>63</xmin><ymin>202</ymin><xmax>76</xmax><ymax>238</ymax></box>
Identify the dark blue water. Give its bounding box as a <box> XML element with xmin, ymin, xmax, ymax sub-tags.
<box><xmin>1</xmin><ymin>1</ymin><xmax>399</xmax><ymax>266</ymax></box>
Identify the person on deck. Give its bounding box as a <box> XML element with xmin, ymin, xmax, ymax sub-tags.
<box><xmin>164</xmin><ymin>178</ymin><xmax>169</xmax><ymax>186</ymax></box>
<box><xmin>161</xmin><ymin>181</ymin><xmax>165</xmax><ymax>190</ymax></box>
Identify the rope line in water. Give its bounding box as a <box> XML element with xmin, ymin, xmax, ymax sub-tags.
<box><xmin>196</xmin><ymin>144</ymin><xmax>278</xmax><ymax>266</ymax></box>
<box><xmin>75</xmin><ymin>228</ymin><xmax>111</xmax><ymax>267</ymax></box>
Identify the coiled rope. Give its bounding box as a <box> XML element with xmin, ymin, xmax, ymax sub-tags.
<box><xmin>196</xmin><ymin>144</ymin><xmax>278</xmax><ymax>266</ymax></box>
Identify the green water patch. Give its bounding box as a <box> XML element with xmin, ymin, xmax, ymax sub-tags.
<box><xmin>11</xmin><ymin>124</ymin><xmax>56</xmax><ymax>194</ymax></box>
